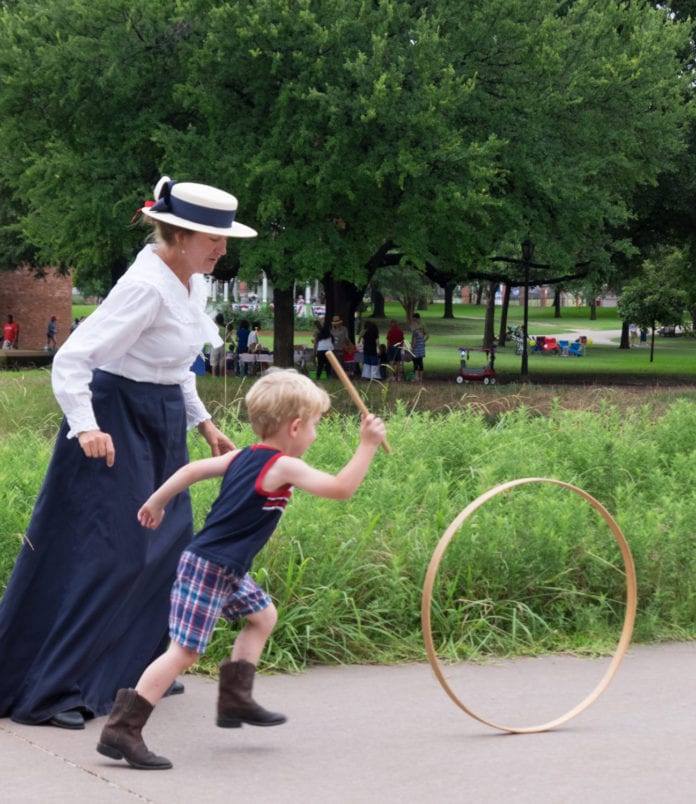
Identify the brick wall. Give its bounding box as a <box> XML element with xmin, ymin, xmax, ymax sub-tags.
<box><xmin>0</xmin><ymin>267</ymin><xmax>73</xmax><ymax>350</ymax></box>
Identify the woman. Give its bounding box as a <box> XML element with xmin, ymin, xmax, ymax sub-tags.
<box><xmin>360</xmin><ymin>320</ymin><xmax>380</xmax><ymax>380</ymax></box>
<box><xmin>314</xmin><ymin>320</ymin><xmax>334</xmax><ymax>379</ymax></box>
<box><xmin>330</xmin><ymin>315</ymin><xmax>350</xmax><ymax>363</ymax></box>
<box><xmin>0</xmin><ymin>175</ymin><xmax>256</xmax><ymax>729</ymax></box>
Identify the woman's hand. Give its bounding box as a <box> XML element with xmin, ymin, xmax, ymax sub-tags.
<box><xmin>77</xmin><ymin>429</ymin><xmax>115</xmax><ymax>467</ymax></box>
<box><xmin>197</xmin><ymin>419</ymin><xmax>235</xmax><ymax>456</ymax></box>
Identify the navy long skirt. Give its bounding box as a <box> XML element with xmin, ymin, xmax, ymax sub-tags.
<box><xmin>0</xmin><ymin>371</ymin><xmax>194</xmax><ymax>724</ymax></box>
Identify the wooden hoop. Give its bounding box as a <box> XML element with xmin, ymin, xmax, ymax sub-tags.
<box><xmin>421</xmin><ymin>477</ymin><xmax>637</xmax><ymax>733</ymax></box>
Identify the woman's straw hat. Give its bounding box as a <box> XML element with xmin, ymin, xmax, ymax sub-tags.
<box><xmin>141</xmin><ymin>176</ymin><xmax>257</xmax><ymax>238</ymax></box>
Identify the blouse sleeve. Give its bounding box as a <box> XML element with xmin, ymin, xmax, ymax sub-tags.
<box><xmin>181</xmin><ymin>370</ymin><xmax>211</xmax><ymax>430</ymax></box>
<box><xmin>51</xmin><ymin>282</ymin><xmax>160</xmax><ymax>438</ymax></box>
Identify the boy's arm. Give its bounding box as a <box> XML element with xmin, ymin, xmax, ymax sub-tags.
<box><xmin>138</xmin><ymin>451</ymin><xmax>239</xmax><ymax>529</ymax></box>
<box><xmin>264</xmin><ymin>414</ymin><xmax>386</xmax><ymax>500</ymax></box>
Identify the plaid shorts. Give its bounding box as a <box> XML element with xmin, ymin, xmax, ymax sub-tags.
<box><xmin>169</xmin><ymin>550</ymin><xmax>272</xmax><ymax>653</ymax></box>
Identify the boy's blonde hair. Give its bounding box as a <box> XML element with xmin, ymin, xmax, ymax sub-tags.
<box><xmin>245</xmin><ymin>368</ymin><xmax>331</xmax><ymax>438</ymax></box>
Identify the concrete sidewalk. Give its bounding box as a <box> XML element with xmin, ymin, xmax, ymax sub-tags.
<box><xmin>2</xmin><ymin>642</ymin><xmax>696</xmax><ymax>803</ymax></box>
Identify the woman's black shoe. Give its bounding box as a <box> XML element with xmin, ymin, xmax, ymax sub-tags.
<box><xmin>48</xmin><ymin>709</ymin><xmax>85</xmax><ymax>730</ymax></box>
<box><xmin>166</xmin><ymin>680</ymin><xmax>185</xmax><ymax>696</ymax></box>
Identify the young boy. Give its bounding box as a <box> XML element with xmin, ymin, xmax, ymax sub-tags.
<box><xmin>96</xmin><ymin>368</ymin><xmax>386</xmax><ymax>771</ymax></box>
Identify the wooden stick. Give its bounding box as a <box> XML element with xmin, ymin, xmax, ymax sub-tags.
<box><xmin>325</xmin><ymin>350</ymin><xmax>391</xmax><ymax>453</ymax></box>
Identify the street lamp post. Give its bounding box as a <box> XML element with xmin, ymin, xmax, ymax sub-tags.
<box><xmin>520</xmin><ymin>239</ymin><xmax>534</xmax><ymax>377</ymax></box>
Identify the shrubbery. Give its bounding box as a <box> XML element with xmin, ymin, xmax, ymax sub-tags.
<box><xmin>4</xmin><ymin>390</ymin><xmax>695</xmax><ymax>673</ymax></box>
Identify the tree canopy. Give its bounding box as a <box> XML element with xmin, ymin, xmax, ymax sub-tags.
<box><xmin>0</xmin><ymin>0</ymin><xmax>692</xmax><ymax>357</ymax></box>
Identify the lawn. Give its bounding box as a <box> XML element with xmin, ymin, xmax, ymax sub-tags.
<box><xmin>52</xmin><ymin>299</ymin><xmax>696</xmax><ymax>384</ymax></box>
<box><xmin>295</xmin><ymin>302</ymin><xmax>696</xmax><ymax>382</ymax></box>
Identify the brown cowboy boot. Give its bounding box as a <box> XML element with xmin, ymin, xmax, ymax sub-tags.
<box><xmin>96</xmin><ymin>688</ymin><xmax>172</xmax><ymax>770</ymax></box>
<box><xmin>217</xmin><ymin>659</ymin><xmax>287</xmax><ymax>728</ymax></box>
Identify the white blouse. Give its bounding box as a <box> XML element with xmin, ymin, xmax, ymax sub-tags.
<box><xmin>52</xmin><ymin>245</ymin><xmax>222</xmax><ymax>438</ymax></box>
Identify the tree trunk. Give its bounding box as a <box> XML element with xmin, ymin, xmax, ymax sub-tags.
<box><xmin>498</xmin><ymin>284</ymin><xmax>511</xmax><ymax>345</ymax></box>
<box><xmin>371</xmin><ymin>286</ymin><xmax>386</xmax><ymax>318</ymax></box>
<box><xmin>619</xmin><ymin>320</ymin><xmax>630</xmax><ymax>349</ymax></box>
<box><xmin>442</xmin><ymin>283</ymin><xmax>454</xmax><ymax>319</ymax></box>
<box><xmin>553</xmin><ymin>288</ymin><xmax>562</xmax><ymax>318</ymax></box>
<box><xmin>272</xmin><ymin>285</ymin><xmax>295</xmax><ymax>367</ymax></box>
<box><xmin>322</xmin><ymin>274</ymin><xmax>364</xmax><ymax>344</ymax></box>
<box><xmin>483</xmin><ymin>282</ymin><xmax>496</xmax><ymax>349</ymax></box>
<box><xmin>650</xmin><ymin>323</ymin><xmax>656</xmax><ymax>363</ymax></box>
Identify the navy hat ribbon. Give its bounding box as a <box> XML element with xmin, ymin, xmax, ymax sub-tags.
<box><xmin>150</xmin><ymin>180</ymin><xmax>236</xmax><ymax>228</ymax></box>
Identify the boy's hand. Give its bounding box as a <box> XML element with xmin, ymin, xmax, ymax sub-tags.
<box><xmin>360</xmin><ymin>413</ymin><xmax>387</xmax><ymax>447</ymax></box>
<box><xmin>138</xmin><ymin>501</ymin><xmax>165</xmax><ymax>530</ymax></box>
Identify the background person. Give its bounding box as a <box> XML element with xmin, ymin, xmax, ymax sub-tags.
<box><xmin>385</xmin><ymin>318</ymin><xmax>404</xmax><ymax>381</ymax></box>
<box><xmin>3</xmin><ymin>314</ymin><xmax>19</xmax><ymax>349</ymax></box>
<box><xmin>410</xmin><ymin>313</ymin><xmax>428</xmax><ymax>383</ymax></box>
<box><xmin>247</xmin><ymin>321</ymin><xmax>260</xmax><ymax>352</ymax></box>
<box><xmin>235</xmin><ymin>319</ymin><xmax>251</xmax><ymax>376</ymax></box>
<box><xmin>0</xmin><ymin>175</ymin><xmax>256</xmax><ymax>730</ymax></box>
<box><xmin>342</xmin><ymin>340</ymin><xmax>357</xmax><ymax>378</ymax></box>
<box><xmin>314</xmin><ymin>320</ymin><xmax>334</xmax><ymax>379</ymax></box>
<box><xmin>97</xmin><ymin>369</ymin><xmax>386</xmax><ymax>770</ymax></box>
<box><xmin>46</xmin><ymin>315</ymin><xmax>58</xmax><ymax>351</ymax></box>
<box><xmin>379</xmin><ymin>343</ymin><xmax>389</xmax><ymax>380</ymax></box>
<box><xmin>360</xmin><ymin>320</ymin><xmax>380</xmax><ymax>380</ymax></box>
<box><xmin>330</xmin><ymin>315</ymin><xmax>350</xmax><ymax>363</ymax></box>
<box><xmin>210</xmin><ymin>313</ymin><xmax>227</xmax><ymax>376</ymax></box>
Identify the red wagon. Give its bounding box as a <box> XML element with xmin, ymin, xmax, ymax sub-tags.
<box><xmin>456</xmin><ymin>347</ymin><xmax>497</xmax><ymax>385</ymax></box>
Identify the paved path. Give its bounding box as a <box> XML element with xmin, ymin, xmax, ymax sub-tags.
<box><xmin>2</xmin><ymin>642</ymin><xmax>695</xmax><ymax>803</ymax></box>
<box><xmin>528</xmin><ymin>327</ymin><xmax>623</xmax><ymax>347</ymax></box>
<box><xmin>552</xmin><ymin>329</ymin><xmax>623</xmax><ymax>346</ymax></box>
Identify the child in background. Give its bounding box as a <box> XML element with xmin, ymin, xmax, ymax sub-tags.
<box><xmin>97</xmin><ymin>368</ymin><xmax>386</xmax><ymax>771</ymax></box>
<box><xmin>410</xmin><ymin>313</ymin><xmax>429</xmax><ymax>383</ymax></box>
<box><xmin>379</xmin><ymin>343</ymin><xmax>389</xmax><ymax>380</ymax></box>
<box><xmin>342</xmin><ymin>341</ymin><xmax>357</xmax><ymax>378</ymax></box>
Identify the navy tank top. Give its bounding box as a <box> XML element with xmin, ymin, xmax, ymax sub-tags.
<box><xmin>188</xmin><ymin>445</ymin><xmax>293</xmax><ymax>574</ymax></box>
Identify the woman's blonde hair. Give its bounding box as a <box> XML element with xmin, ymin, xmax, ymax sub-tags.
<box><xmin>145</xmin><ymin>219</ymin><xmax>193</xmax><ymax>246</ymax></box>
<box><xmin>245</xmin><ymin>368</ymin><xmax>330</xmax><ymax>438</ymax></box>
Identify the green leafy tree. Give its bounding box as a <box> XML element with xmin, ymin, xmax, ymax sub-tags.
<box><xmin>461</xmin><ymin>0</ymin><xmax>691</xmax><ymax>328</ymax></box>
<box><xmin>617</xmin><ymin>263</ymin><xmax>688</xmax><ymax>362</ymax></box>
<box><xmin>0</xmin><ymin>0</ymin><xmax>239</xmax><ymax>284</ymax></box>
<box><xmin>372</xmin><ymin>264</ymin><xmax>433</xmax><ymax>322</ymax></box>
<box><xmin>0</xmin><ymin>0</ymin><xmax>691</xmax><ymax>365</ymax></box>
<box><xmin>168</xmin><ymin>0</ymin><xmax>503</xmax><ymax>358</ymax></box>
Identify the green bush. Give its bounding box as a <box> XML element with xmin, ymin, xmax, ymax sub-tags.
<box><xmin>4</xmin><ymin>386</ymin><xmax>696</xmax><ymax>672</ymax></box>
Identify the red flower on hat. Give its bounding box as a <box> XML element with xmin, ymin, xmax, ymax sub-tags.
<box><xmin>130</xmin><ymin>199</ymin><xmax>155</xmax><ymax>223</ymax></box>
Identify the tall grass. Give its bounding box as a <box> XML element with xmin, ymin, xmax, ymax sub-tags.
<box><xmin>3</xmin><ymin>372</ymin><xmax>696</xmax><ymax>673</ymax></box>
<box><xmin>187</xmin><ymin>401</ymin><xmax>696</xmax><ymax>671</ymax></box>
